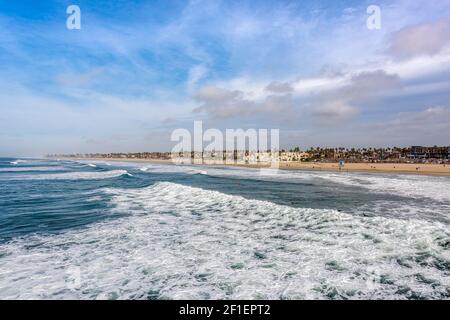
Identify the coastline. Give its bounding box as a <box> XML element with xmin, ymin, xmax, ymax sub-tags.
<box><xmin>56</xmin><ymin>157</ymin><xmax>450</xmax><ymax>176</ymax></box>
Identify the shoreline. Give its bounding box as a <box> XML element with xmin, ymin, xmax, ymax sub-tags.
<box><xmin>55</xmin><ymin>157</ymin><xmax>450</xmax><ymax>177</ymax></box>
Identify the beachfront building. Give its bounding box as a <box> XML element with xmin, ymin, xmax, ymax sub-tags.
<box><xmin>279</xmin><ymin>151</ymin><xmax>310</xmax><ymax>162</ymax></box>
<box><xmin>410</xmin><ymin>146</ymin><xmax>426</xmax><ymax>159</ymax></box>
<box><xmin>50</xmin><ymin>146</ymin><xmax>449</xmax><ymax>164</ymax></box>
<box><xmin>409</xmin><ymin>146</ymin><xmax>449</xmax><ymax>160</ymax></box>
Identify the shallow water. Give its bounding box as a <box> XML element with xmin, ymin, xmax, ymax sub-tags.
<box><xmin>0</xmin><ymin>158</ymin><xmax>449</xmax><ymax>299</ymax></box>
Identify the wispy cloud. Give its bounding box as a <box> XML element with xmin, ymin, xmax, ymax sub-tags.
<box><xmin>1</xmin><ymin>0</ymin><xmax>450</xmax><ymax>155</ymax></box>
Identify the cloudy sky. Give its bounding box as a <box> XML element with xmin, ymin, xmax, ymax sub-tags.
<box><xmin>1</xmin><ymin>0</ymin><xmax>450</xmax><ymax>156</ymax></box>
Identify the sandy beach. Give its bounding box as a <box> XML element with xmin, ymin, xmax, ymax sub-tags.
<box><xmin>277</xmin><ymin>162</ymin><xmax>450</xmax><ymax>176</ymax></box>
<box><xmin>62</xmin><ymin>157</ymin><xmax>450</xmax><ymax>176</ymax></box>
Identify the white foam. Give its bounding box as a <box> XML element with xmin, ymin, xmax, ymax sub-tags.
<box><xmin>0</xmin><ymin>182</ymin><xmax>448</xmax><ymax>300</ymax></box>
<box><xmin>137</xmin><ymin>164</ymin><xmax>214</xmax><ymax>176</ymax></box>
<box><xmin>6</xmin><ymin>170</ymin><xmax>130</xmax><ymax>181</ymax></box>
<box><xmin>87</xmin><ymin>164</ymin><xmax>97</xmax><ymax>168</ymax></box>
<box><xmin>133</xmin><ymin>163</ymin><xmax>450</xmax><ymax>202</ymax></box>
<box><xmin>10</xmin><ymin>160</ymin><xmax>27</xmax><ymax>165</ymax></box>
<box><xmin>315</xmin><ymin>173</ymin><xmax>450</xmax><ymax>202</ymax></box>
<box><xmin>0</xmin><ymin>166</ymin><xmax>66</xmax><ymax>172</ymax></box>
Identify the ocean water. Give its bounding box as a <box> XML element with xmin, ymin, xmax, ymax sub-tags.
<box><xmin>0</xmin><ymin>158</ymin><xmax>449</xmax><ymax>300</ymax></box>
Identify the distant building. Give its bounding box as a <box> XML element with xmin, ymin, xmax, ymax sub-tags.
<box><xmin>410</xmin><ymin>146</ymin><xmax>426</xmax><ymax>159</ymax></box>
<box><xmin>410</xmin><ymin>146</ymin><xmax>448</xmax><ymax>160</ymax></box>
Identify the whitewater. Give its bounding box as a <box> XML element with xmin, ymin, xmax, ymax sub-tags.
<box><xmin>0</xmin><ymin>158</ymin><xmax>448</xmax><ymax>299</ymax></box>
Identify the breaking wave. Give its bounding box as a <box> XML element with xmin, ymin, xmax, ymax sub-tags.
<box><xmin>9</xmin><ymin>160</ymin><xmax>27</xmax><ymax>165</ymax></box>
<box><xmin>3</xmin><ymin>170</ymin><xmax>131</xmax><ymax>181</ymax></box>
<box><xmin>129</xmin><ymin>163</ymin><xmax>450</xmax><ymax>202</ymax></box>
<box><xmin>0</xmin><ymin>182</ymin><xmax>448</xmax><ymax>300</ymax></box>
<box><xmin>0</xmin><ymin>166</ymin><xmax>66</xmax><ymax>172</ymax></box>
<box><xmin>314</xmin><ymin>173</ymin><xmax>450</xmax><ymax>203</ymax></box>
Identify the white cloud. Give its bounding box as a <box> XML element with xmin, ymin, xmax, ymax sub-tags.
<box><xmin>192</xmin><ymin>86</ymin><xmax>296</xmax><ymax>121</ymax></box>
<box><xmin>0</xmin><ymin>82</ymin><xmax>191</xmax><ymax>155</ymax></box>
<box><xmin>365</xmin><ymin>105</ymin><xmax>450</xmax><ymax>146</ymax></box>
<box><xmin>291</xmin><ymin>76</ymin><xmax>349</xmax><ymax>97</ymax></box>
<box><xmin>265</xmin><ymin>81</ymin><xmax>293</xmax><ymax>93</ymax></box>
<box><xmin>312</xmin><ymin>101</ymin><xmax>358</xmax><ymax>124</ymax></box>
<box><xmin>388</xmin><ymin>19</ymin><xmax>450</xmax><ymax>60</ymax></box>
<box><xmin>388</xmin><ymin>106</ymin><xmax>450</xmax><ymax>128</ymax></box>
<box><xmin>383</xmin><ymin>50</ymin><xmax>450</xmax><ymax>80</ymax></box>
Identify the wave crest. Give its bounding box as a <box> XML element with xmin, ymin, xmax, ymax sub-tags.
<box><xmin>0</xmin><ymin>182</ymin><xmax>448</xmax><ymax>300</ymax></box>
<box><xmin>6</xmin><ymin>170</ymin><xmax>130</xmax><ymax>181</ymax></box>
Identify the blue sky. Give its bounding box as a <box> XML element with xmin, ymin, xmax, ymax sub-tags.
<box><xmin>1</xmin><ymin>0</ymin><xmax>450</xmax><ymax>156</ymax></box>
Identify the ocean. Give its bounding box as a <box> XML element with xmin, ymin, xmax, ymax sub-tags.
<box><xmin>0</xmin><ymin>157</ymin><xmax>448</xmax><ymax>299</ymax></box>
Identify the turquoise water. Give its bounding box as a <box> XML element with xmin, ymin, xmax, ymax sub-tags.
<box><xmin>0</xmin><ymin>157</ymin><xmax>449</xmax><ymax>299</ymax></box>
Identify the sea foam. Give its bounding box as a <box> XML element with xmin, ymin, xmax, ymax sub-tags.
<box><xmin>132</xmin><ymin>163</ymin><xmax>450</xmax><ymax>202</ymax></box>
<box><xmin>3</xmin><ymin>170</ymin><xmax>130</xmax><ymax>181</ymax></box>
<box><xmin>9</xmin><ymin>160</ymin><xmax>27</xmax><ymax>165</ymax></box>
<box><xmin>0</xmin><ymin>166</ymin><xmax>66</xmax><ymax>172</ymax></box>
<box><xmin>0</xmin><ymin>182</ymin><xmax>448</xmax><ymax>300</ymax></box>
